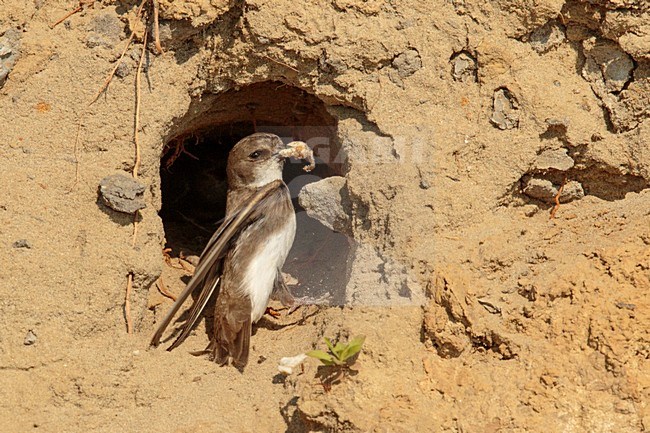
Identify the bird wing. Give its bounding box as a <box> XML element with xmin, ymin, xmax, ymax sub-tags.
<box><xmin>149</xmin><ymin>179</ymin><xmax>285</xmax><ymax>348</ymax></box>
<box><xmin>165</xmin><ymin>262</ymin><xmax>221</xmax><ymax>351</ymax></box>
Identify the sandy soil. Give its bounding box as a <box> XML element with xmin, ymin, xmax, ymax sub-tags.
<box><xmin>1</xmin><ymin>1</ymin><xmax>649</xmax><ymax>432</ymax></box>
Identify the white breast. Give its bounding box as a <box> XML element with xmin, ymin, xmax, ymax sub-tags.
<box><xmin>242</xmin><ymin>215</ymin><xmax>296</xmax><ymax>322</ymax></box>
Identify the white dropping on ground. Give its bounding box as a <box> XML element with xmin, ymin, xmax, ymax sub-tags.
<box><xmin>278</xmin><ymin>353</ymin><xmax>308</xmax><ymax>375</ymax></box>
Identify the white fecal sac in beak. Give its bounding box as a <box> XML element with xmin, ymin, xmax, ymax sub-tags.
<box><xmin>278</xmin><ymin>141</ymin><xmax>315</xmax><ymax>172</ymax></box>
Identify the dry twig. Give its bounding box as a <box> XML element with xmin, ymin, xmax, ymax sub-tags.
<box><xmin>125</xmin><ymin>212</ymin><xmax>139</xmax><ymax>334</ymax></box>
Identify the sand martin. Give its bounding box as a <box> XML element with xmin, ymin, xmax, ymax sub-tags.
<box><xmin>150</xmin><ymin>133</ymin><xmax>314</xmax><ymax>369</ymax></box>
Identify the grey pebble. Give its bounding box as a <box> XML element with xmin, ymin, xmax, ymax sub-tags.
<box><xmin>615</xmin><ymin>302</ymin><xmax>635</xmax><ymax>310</ymax></box>
<box><xmin>98</xmin><ymin>173</ymin><xmax>146</xmax><ymax>214</ymax></box>
<box><xmin>0</xmin><ymin>64</ymin><xmax>9</xmax><ymax>83</ymax></box>
<box><xmin>13</xmin><ymin>239</ymin><xmax>32</xmax><ymax>249</ymax></box>
<box><xmin>158</xmin><ymin>23</ymin><xmax>172</xmax><ymax>42</ymax></box>
<box><xmin>85</xmin><ymin>33</ymin><xmax>113</xmax><ymax>49</ymax></box>
<box><xmin>396</xmin><ymin>19</ymin><xmax>415</xmax><ymax>30</ymax></box>
<box><xmin>451</xmin><ymin>51</ymin><xmax>477</xmax><ymax>82</ymax></box>
<box><xmin>318</xmin><ymin>52</ymin><xmax>348</xmax><ymax>75</ymax></box>
<box><xmin>546</xmin><ymin>117</ymin><xmax>569</xmax><ymax>128</ymax></box>
<box><xmin>0</xmin><ymin>28</ymin><xmax>21</xmax><ymax>88</ymax></box>
<box><xmin>130</xmin><ymin>46</ymin><xmax>143</xmax><ymax>62</ymax></box>
<box><xmin>115</xmin><ymin>60</ymin><xmax>132</xmax><ymax>78</ymax></box>
<box><xmin>523</xmin><ymin>178</ymin><xmax>557</xmax><ymax>201</ymax></box>
<box><xmin>0</xmin><ymin>45</ymin><xmax>12</xmax><ymax>57</ymax></box>
<box><xmin>24</xmin><ymin>330</ymin><xmax>37</xmax><ymax>346</ymax></box>
<box><xmin>582</xmin><ymin>39</ymin><xmax>634</xmax><ymax>94</ymax></box>
<box><xmin>90</xmin><ymin>13</ymin><xmax>124</xmax><ymax>41</ymax></box>
<box><xmin>491</xmin><ymin>88</ymin><xmax>519</xmax><ymax>130</ymax></box>
<box><xmin>558</xmin><ymin>181</ymin><xmax>584</xmax><ymax>202</ymax></box>
<box><xmin>523</xmin><ymin>177</ymin><xmax>584</xmax><ymax>203</ymax></box>
<box><xmin>529</xmin><ymin>20</ymin><xmax>565</xmax><ymax>53</ymax></box>
<box><xmin>393</xmin><ymin>49</ymin><xmax>422</xmax><ymax>78</ymax></box>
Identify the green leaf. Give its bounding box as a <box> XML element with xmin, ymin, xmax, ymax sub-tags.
<box><xmin>306</xmin><ymin>350</ymin><xmax>333</xmax><ymax>362</ymax></box>
<box><xmin>340</xmin><ymin>335</ymin><xmax>366</xmax><ymax>362</ymax></box>
<box><xmin>306</xmin><ymin>350</ymin><xmax>335</xmax><ymax>365</ymax></box>
<box><xmin>323</xmin><ymin>337</ymin><xmax>336</xmax><ymax>353</ymax></box>
<box><xmin>333</xmin><ymin>342</ymin><xmax>346</xmax><ymax>355</ymax></box>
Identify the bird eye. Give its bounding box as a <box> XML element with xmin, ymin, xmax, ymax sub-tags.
<box><xmin>249</xmin><ymin>150</ymin><xmax>262</xmax><ymax>159</ymax></box>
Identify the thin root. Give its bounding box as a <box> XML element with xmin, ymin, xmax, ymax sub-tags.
<box><xmin>123</xmin><ymin>24</ymin><xmax>148</xmax><ymax>334</ymax></box>
<box><xmin>89</xmin><ymin>0</ymin><xmax>147</xmax><ymax>105</ymax></box>
<box><xmin>125</xmin><ymin>273</ymin><xmax>134</xmax><ymax>334</ymax></box>
<box><xmin>550</xmin><ymin>177</ymin><xmax>567</xmax><ymax>220</ymax></box>
<box><xmin>156</xmin><ymin>277</ymin><xmax>177</xmax><ymax>301</ymax></box>
<box><xmin>262</xmin><ymin>54</ymin><xmax>299</xmax><ymax>73</ymax></box>
<box><xmin>152</xmin><ymin>0</ymin><xmax>163</xmax><ymax>54</ymax></box>
<box><xmin>66</xmin><ymin>114</ymin><xmax>83</xmax><ymax>192</ymax></box>
<box><xmin>162</xmin><ymin>249</ymin><xmax>187</xmax><ymax>271</ymax></box>
<box><xmin>49</xmin><ymin>1</ymin><xmax>95</xmax><ymax>29</ymax></box>
<box><xmin>125</xmin><ymin>212</ymin><xmax>139</xmax><ymax>333</ymax></box>
<box><xmin>163</xmin><ymin>136</ymin><xmax>200</xmax><ymax>169</ymax></box>
<box><xmin>178</xmin><ymin>259</ymin><xmax>196</xmax><ymax>274</ymax></box>
<box><xmin>133</xmin><ymin>27</ymin><xmax>148</xmax><ymax>179</ymax></box>
<box><xmin>72</xmin><ymin>0</ymin><xmax>155</xmax><ymax>334</ymax></box>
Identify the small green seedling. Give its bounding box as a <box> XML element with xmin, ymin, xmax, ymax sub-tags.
<box><xmin>306</xmin><ymin>335</ymin><xmax>366</xmax><ymax>367</ymax></box>
<box><xmin>306</xmin><ymin>336</ymin><xmax>366</xmax><ymax>391</ymax></box>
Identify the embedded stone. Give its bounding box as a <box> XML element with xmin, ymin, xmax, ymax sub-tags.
<box><xmin>491</xmin><ymin>88</ymin><xmax>519</xmax><ymax>130</ymax></box>
<box><xmin>529</xmin><ymin>20</ymin><xmax>565</xmax><ymax>53</ymax></box>
<box><xmin>298</xmin><ymin>176</ymin><xmax>352</xmax><ymax>236</ymax></box>
<box><xmin>534</xmin><ymin>148</ymin><xmax>575</xmax><ymax>171</ymax></box>
<box><xmin>98</xmin><ymin>173</ymin><xmax>146</xmax><ymax>214</ymax></box>
<box><xmin>451</xmin><ymin>52</ymin><xmax>477</xmax><ymax>82</ymax></box>
<box><xmin>523</xmin><ymin>177</ymin><xmax>584</xmax><ymax>203</ymax></box>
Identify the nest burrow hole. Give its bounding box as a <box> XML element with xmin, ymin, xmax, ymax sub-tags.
<box><xmin>160</xmin><ymin>81</ymin><xmax>349</xmax><ymax>303</ymax></box>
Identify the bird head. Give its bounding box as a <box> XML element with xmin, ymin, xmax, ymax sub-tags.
<box><xmin>227</xmin><ymin>133</ymin><xmax>291</xmax><ymax>189</ymax></box>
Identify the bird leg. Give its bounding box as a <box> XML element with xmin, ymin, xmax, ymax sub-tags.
<box><xmin>286</xmin><ymin>293</ymin><xmax>332</xmax><ymax>315</ymax></box>
<box><xmin>264</xmin><ymin>306</ymin><xmax>284</xmax><ymax>318</ymax></box>
<box><xmin>270</xmin><ymin>271</ymin><xmax>297</xmax><ymax>307</ymax></box>
<box><xmin>270</xmin><ymin>270</ymin><xmax>331</xmax><ymax>316</ymax></box>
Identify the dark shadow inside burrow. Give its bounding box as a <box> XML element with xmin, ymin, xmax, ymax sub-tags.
<box><xmin>160</xmin><ymin>81</ymin><xmax>349</xmax><ymax>305</ymax></box>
